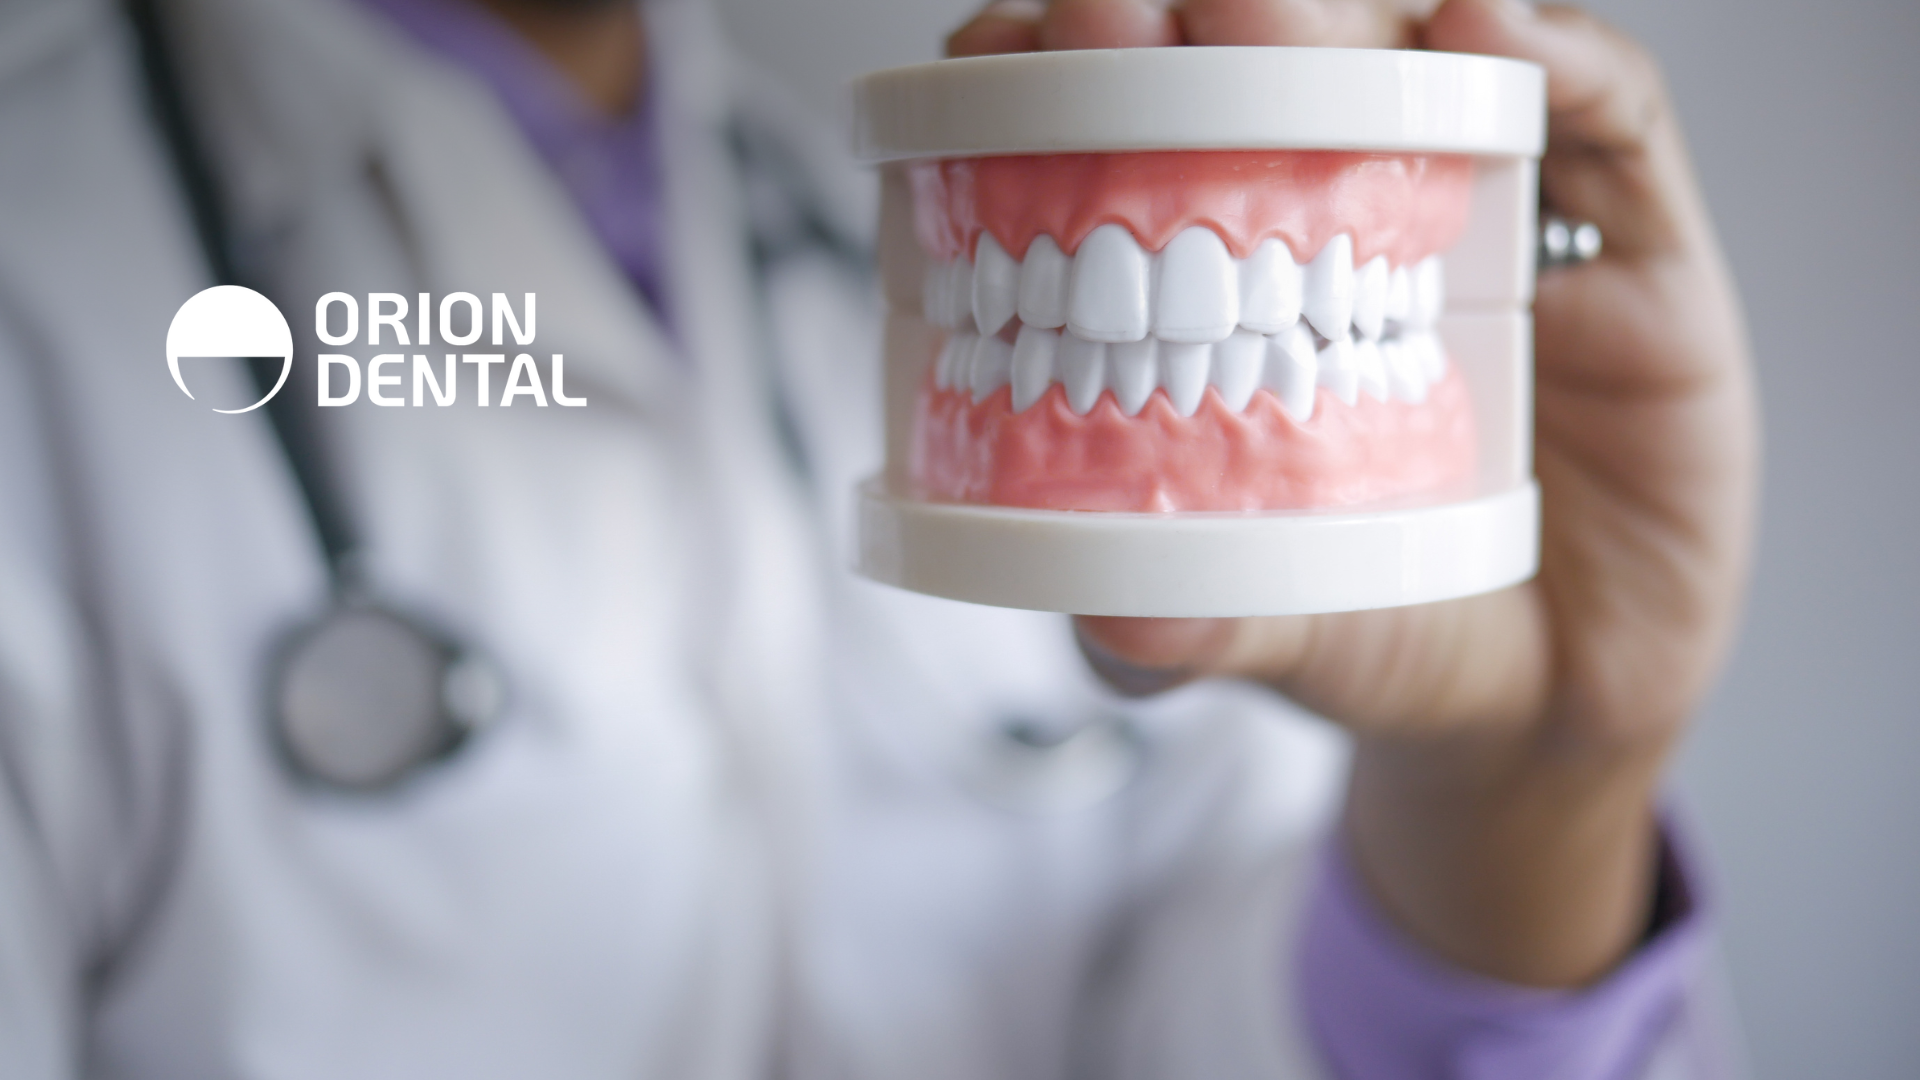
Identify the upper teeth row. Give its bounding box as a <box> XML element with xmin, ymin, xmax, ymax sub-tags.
<box><xmin>935</xmin><ymin>323</ymin><xmax>1449</xmax><ymax>422</ymax></box>
<box><xmin>923</xmin><ymin>225</ymin><xmax>1445</xmax><ymax>346</ymax></box>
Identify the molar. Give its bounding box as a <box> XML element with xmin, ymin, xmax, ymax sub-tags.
<box><xmin>1315</xmin><ymin>334</ymin><xmax>1359</xmax><ymax>407</ymax></box>
<box><xmin>1411</xmin><ymin>256</ymin><xmax>1444</xmax><ymax>329</ymax></box>
<box><xmin>1011</xmin><ymin>325</ymin><xmax>1058</xmax><ymax>412</ymax></box>
<box><xmin>1353</xmin><ymin>255</ymin><xmax>1389</xmax><ymax>341</ymax></box>
<box><xmin>1302</xmin><ymin>234</ymin><xmax>1354</xmax><ymax>341</ymax></box>
<box><xmin>1153</xmin><ymin>226</ymin><xmax>1239</xmax><ymax>344</ymax></box>
<box><xmin>1383</xmin><ymin>339</ymin><xmax>1427</xmax><ymax>404</ymax></box>
<box><xmin>1057</xmin><ymin>333</ymin><xmax>1107</xmax><ymax>415</ymax></box>
<box><xmin>1353</xmin><ymin>337</ymin><xmax>1390</xmax><ymax>403</ymax></box>
<box><xmin>1211</xmin><ymin>329</ymin><xmax>1265</xmax><ymax>413</ymax></box>
<box><xmin>972</xmin><ymin>233</ymin><xmax>1020</xmax><ymax>337</ymax></box>
<box><xmin>1267</xmin><ymin>324</ymin><xmax>1319</xmax><ymax>422</ymax></box>
<box><xmin>1407</xmin><ymin>330</ymin><xmax>1446</xmax><ymax>382</ymax></box>
<box><xmin>1109</xmin><ymin>338</ymin><xmax>1158</xmax><ymax>416</ymax></box>
<box><xmin>924</xmin><ymin>258</ymin><xmax>974</xmax><ymax>330</ymax></box>
<box><xmin>1159</xmin><ymin>340</ymin><xmax>1211</xmax><ymax>417</ymax></box>
<box><xmin>1068</xmin><ymin>224</ymin><xmax>1151</xmax><ymax>343</ymax></box>
<box><xmin>1017</xmin><ymin>234</ymin><xmax>1071</xmax><ymax>330</ymax></box>
<box><xmin>1385</xmin><ymin>264</ymin><xmax>1412</xmax><ymax>325</ymax></box>
<box><xmin>968</xmin><ymin>333</ymin><xmax>1013</xmax><ymax>402</ymax></box>
<box><xmin>935</xmin><ymin>330</ymin><xmax>971</xmax><ymax>389</ymax></box>
<box><xmin>1239</xmin><ymin>237</ymin><xmax>1303</xmax><ymax>335</ymax></box>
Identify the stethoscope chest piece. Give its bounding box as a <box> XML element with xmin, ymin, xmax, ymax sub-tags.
<box><xmin>274</xmin><ymin>604</ymin><xmax>504</xmax><ymax>791</ymax></box>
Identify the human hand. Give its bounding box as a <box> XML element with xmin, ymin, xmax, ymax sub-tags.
<box><xmin>947</xmin><ymin>0</ymin><xmax>1757</xmax><ymax>987</ymax></box>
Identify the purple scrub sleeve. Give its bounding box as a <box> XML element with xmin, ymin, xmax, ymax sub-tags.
<box><xmin>1296</xmin><ymin>823</ymin><xmax>1714</xmax><ymax>1080</ymax></box>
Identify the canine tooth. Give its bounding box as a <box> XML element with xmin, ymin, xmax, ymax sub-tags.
<box><xmin>1303</xmin><ymin>234</ymin><xmax>1354</xmax><ymax>341</ymax></box>
<box><xmin>1211</xmin><ymin>329</ymin><xmax>1264</xmax><ymax>413</ymax></box>
<box><xmin>1011</xmin><ymin>325</ymin><xmax>1058</xmax><ymax>412</ymax></box>
<box><xmin>1353</xmin><ymin>255</ymin><xmax>1389</xmax><ymax>341</ymax></box>
<box><xmin>1354</xmin><ymin>338</ymin><xmax>1390</xmax><ymax>402</ymax></box>
<box><xmin>1057</xmin><ymin>334</ymin><xmax>1107</xmax><ymax>415</ymax></box>
<box><xmin>1068</xmin><ymin>224</ymin><xmax>1151</xmax><ymax>343</ymax></box>
<box><xmin>1109</xmin><ymin>338</ymin><xmax>1158</xmax><ymax>416</ymax></box>
<box><xmin>1160</xmin><ymin>341</ymin><xmax>1211</xmax><ymax>417</ymax></box>
<box><xmin>1017</xmin><ymin>235</ymin><xmax>1071</xmax><ymax>330</ymax></box>
<box><xmin>1153</xmin><ymin>226</ymin><xmax>1239</xmax><ymax>344</ymax></box>
<box><xmin>1386</xmin><ymin>264</ymin><xmax>1412</xmax><ymax>324</ymax></box>
<box><xmin>968</xmin><ymin>333</ymin><xmax>1013</xmax><ymax>402</ymax></box>
<box><xmin>1267</xmin><ymin>325</ymin><xmax>1319</xmax><ymax>422</ymax></box>
<box><xmin>1412</xmin><ymin>256</ymin><xmax>1445</xmax><ymax>329</ymax></box>
<box><xmin>1383</xmin><ymin>338</ymin><xmax>1427</xmax><ymax>404</ymax></box>
<box><xmin>1315</xmin><ymin>335</ymin><xmax>1359</xmax><ymax>407</ymax></box>
<box><xmin>935</xmin><ymin>331</ymin><xmax>972</xmax><ymax>389</ymax></box>
<box><xmin>1239</xmin><ymin>237</ymin><xmax>1303</xmax><ymax>334</ymax></box>
<box><xmin>971</xmin><ymin>233</ymin><xmax>1020</xmax><ymax>337</ymax></box>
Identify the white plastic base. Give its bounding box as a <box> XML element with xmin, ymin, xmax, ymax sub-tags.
<box><xmin>856</xmin><ymin>480</ymin><xmax>1539</xmax><ymax>617</ymax></box>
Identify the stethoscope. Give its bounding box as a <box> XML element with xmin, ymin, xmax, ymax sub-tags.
<box><xmin>128</xmin><ymin>0</ymin><xmax>504</xmax><ymax>791</ymax></box>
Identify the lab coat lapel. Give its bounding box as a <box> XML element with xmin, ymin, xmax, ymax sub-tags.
<box><xmin>357</xmin><ymin>17</ymin><xmax>684</xmax><ymax>415</ymax></box>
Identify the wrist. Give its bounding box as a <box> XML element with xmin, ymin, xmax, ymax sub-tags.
<box><xmin>1344</xmin><ymin>728</ymin><xmax>1672</xmax><ymax>987</ymax></box>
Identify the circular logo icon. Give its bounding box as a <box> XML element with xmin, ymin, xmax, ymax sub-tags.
<box><xmin>166</xmin><ymin>285</ymin><xmax>294</xmax><ymax>414</ymax></box>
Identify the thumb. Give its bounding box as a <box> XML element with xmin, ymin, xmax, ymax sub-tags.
<box><xmin>1073</xmin><ymin>617</ymin><xmax>1240</xmax><ymax>696</ymax></box>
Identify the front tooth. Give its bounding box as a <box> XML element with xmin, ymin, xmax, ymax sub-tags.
<box><xmin>1211</xmin><ymin>329</ymin><xmax>1264</xmax><ymax>413</ymax></box>
<box><xmin>935</xmin><ymin>331</ymin><xmax>972</xmax><ymax>389</ymax></box>
<box><xmin>1239</xmin><ymin>237</ymin><xmax>1302</xmax><ymax>334</ymax></box>
<box><xmin>968</xmin><ymin>333</ymin><xmax>1013</xmax><ymax>402</ymax></box>
<box><xmin>1354</xmin><ymin>338</ymin><xmax>1389</xmax><ymax>402</ymax></box>
<box><xmin>1316</xmin><ymin>335</ymin><xmax>1359</xmax><ymax>407</ymax></box>
<box><xmin>1068</xmin><ymin>224</ymin><xmax>1150</xmax><ymax>343</ymax></box>
<box><xmin>1011</xmin><ymin>325</ymin><xmax>1057</xmax><ymax>412</ymax></box>
<box><xmin>1017</xmin><ymin>234</ymin><xmax>1071</xmax><ymax>330</ymax></box>
<box><xmin>1160</xmin><ymin>341</ymin><xmax>1210</xmax><ymax>417</ymax></box>
<box><xmin>1302</xmin><ymin>234</ymin><xmax>1354</xmax><ymax>341</ymax></box>
<box><xmin>1057</xmin><ymin>334</ymin><xmax>1107</xmax><ymax>415</ymax></box>
<box><xmin>1385</xmin><ymin>264</ymin><xmax>1412</xmax><ymax>324</ymax></box>
<box><xmin>1266</xmin><ymin>325</ymin><xmax>1319</xmax><ymax>422</ymax></box>
<box><xmin>1352</xmin><ymin>255</ymin><xmax>1389</xmax><ymax>341</ymax></box>
<box><xmin>1383</xmin><ymin>339</ymin><xmax>1427</xmax><ymax>404</ymax></box>
<box><xmin>1153</xmin><ymin>226</ymin><xmax>1238</xmax><ymax>344</ymax></box>
<box><xmin>971</xmin><ymin>233</ymin><xmax>1020</xmax><ymax>337</ymax></box>
<box><xmin>1412</xmin><ymin>256</ymin><xmax>1445</xmax><ymax>329</ymax></box>
<box><xmin>1109</xmin><ymin>338</ymin><xmax>1157</xmax><ymax>416</ymax></box>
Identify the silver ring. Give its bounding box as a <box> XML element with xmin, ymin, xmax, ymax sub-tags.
<box><xmin>1539</xmin><ymin>213</ymin><xmax>1603</xmax><ymax>270</ymax></box>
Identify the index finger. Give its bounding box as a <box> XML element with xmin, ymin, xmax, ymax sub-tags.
<box><xmin>947</xmin><ymin>0</ymin><xmax>1424</xmax><ymax>56</ymax></box>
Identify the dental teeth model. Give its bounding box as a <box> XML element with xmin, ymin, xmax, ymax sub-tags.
<box><xmin>855</xmin><ymin>47</ymin><xmax>1547</xmax><ymax>617</ymax></box>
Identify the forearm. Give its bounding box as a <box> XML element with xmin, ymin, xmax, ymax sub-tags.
<box><xmin>1344</xmin><ymin>729</ymin><xmax>1673</xmax><ymax>987</ymax></box>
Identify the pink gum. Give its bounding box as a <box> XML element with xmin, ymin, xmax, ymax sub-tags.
<box><xmin>911</xmin><ymin>151</ymin><xmax>1475</xmax><ymax>267</ymax></box>
<box><xmin>911</xmin><ymin>367</ymin><xmax>1478</xmax><ymax>514</ymax></box>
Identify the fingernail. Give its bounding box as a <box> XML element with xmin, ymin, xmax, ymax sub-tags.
<box><xmin>981</xmin><ymin>0</ymin><xmax>1046</xmax><ymax>21</ymax></box>
<box><xmin>1075</xmin><ymin>625</ymin><xmax>1196</xmax><ymax>698</ymax></box>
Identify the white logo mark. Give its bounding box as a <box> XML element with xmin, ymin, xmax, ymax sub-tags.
<box><xmin>166</xmin><ymin>285</ymin><xmax>294</xmax><ymax>414</ymax></box>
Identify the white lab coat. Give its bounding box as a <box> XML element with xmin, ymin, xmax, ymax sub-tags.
<box><xmin>0</xmin><ymin>0</ymin><xmax>1353</xmax><ymax>1075</ymax></box>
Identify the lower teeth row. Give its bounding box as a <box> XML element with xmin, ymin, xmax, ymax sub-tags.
<box><xmin>935</xmin><ymin>324</ymin><xmax>1448</xmax><ymax>423</ymax></box>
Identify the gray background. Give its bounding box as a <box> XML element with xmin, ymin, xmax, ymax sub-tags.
<box><xmin>709</xmin><ymin>0</ymin><xmax>1920</xmax><ymax>1075</ymax></box>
